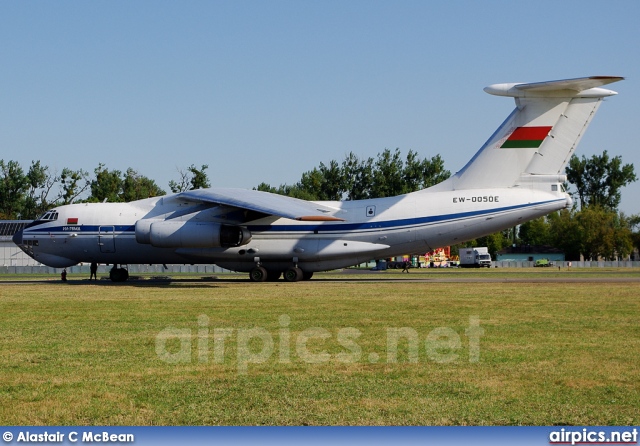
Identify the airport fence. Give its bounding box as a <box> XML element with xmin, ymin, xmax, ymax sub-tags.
<box><xmin>0</xmin><ymin>264</ymin><xmax>233</xmax><ymax>275</ymax></box>
<box><xmin>492</xmin><ymin>260</ymin><xmax>640</xmax><ymax>268</ymax></box>
<box><xmin>1</xmin><ymin>261</ymin><xmax>640</xmax><ymax>276</ymax></box>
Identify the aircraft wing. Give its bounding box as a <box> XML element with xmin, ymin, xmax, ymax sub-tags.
<box><xmin>176</xmin><ymin>188</ymin><xmax>344</xmax><ymax>221</ymax></box>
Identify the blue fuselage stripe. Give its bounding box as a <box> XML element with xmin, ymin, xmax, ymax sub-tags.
<box><xmin>248</xmin><ymin>200</ymin><xmax>560</xmax><ymax>232</ymax></box>
<box><xmin>23</xmin><ymin>199</ymin><xmax>562</xmax><ymax>236</ymax></box>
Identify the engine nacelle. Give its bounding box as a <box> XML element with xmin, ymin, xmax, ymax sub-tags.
<box><xmin>135</xmin><ymin>220</ymin><xmax>251</xmax><ymax>248</ymax></box>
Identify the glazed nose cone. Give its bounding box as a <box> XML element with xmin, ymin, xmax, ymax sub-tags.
<box><xmin>12</xmin><ymin>228</ymin><xmax>23</xmax><ymax>246</ymax></box>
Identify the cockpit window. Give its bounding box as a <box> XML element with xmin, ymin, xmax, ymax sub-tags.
<box><xmin>37</xmin><ymin>210</ymin><xmax>59</xmax><ymax>221</ymax></box>
<box><xmin>24</xmin><ymin>210</ymin><xmax>59</xmax><ymax>229</ymax></box>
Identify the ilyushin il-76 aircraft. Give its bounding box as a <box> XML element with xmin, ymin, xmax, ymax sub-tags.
<box><xmin>14</xmin><ymin>76</ymin><xmax>623</xmax><ymax>282</ymax></box>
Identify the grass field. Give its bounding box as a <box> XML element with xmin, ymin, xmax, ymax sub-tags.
<box><xmin>0</xmin><ymin>269</ymin><xmax>638</xmax><ymax>425</ymax></box>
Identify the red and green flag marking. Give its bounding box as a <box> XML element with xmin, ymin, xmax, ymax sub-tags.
<box><xmin>500</xmin><ymin>126</ymin><xmax>552</xmax><ymax>148</ymax></box>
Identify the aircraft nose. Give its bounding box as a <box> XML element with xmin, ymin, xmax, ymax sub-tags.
<box><xmin>12</xmin><ymin>228</ymin><xmax>23</xmax><ymax>246</ymax></box>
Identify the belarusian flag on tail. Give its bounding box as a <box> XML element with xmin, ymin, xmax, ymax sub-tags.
<box><xmin>500</xmin><ymin>126</ymin><xmax>552</xmax><ymax>148</ymax></box>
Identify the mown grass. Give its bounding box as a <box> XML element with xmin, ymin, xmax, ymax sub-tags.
<box><xmin>0</xmin><ymin>273</ymin><xmax>638</xmax><ymax>425</ymax></box>
<box><xmin>4</xmin><ymin>266</ymin><xmax>640</xmax><ymax>286</ymax></box>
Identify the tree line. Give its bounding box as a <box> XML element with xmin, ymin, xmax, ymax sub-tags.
<box><xmin>256</xmin><ymin>148</ymin><xmax>451</xmax><ymax>200</ymax></box>
<box><xmin>0</xmin><ymin>161</ymin><xmax>210</xmax><ymax>220</ymax></box>
<box><xmin>1</xmin><ymin>149</ymin><xmax>637</xmax><ymax>260</ymax></box>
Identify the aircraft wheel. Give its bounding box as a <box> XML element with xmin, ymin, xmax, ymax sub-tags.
<box><xmin>266</xmin><ymin>270</ymin><xmax>282</xmax><ymax>281</ymax></box>
<box><xmin>284</xmin><ymin>267</ymin><xmax>303</xmax><ymax>282</ymax></box>
<box><xmin>302</xmin><ymin>271</ymin><xmax>313</xmax><ymax>280</ymax></box>
<box><xmin>250</xmin><ymin>266</ymin><xmax>268</xmax><ymax>282</ymax></box>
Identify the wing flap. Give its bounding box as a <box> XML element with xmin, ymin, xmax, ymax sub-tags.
<box><xmin>176</xmin><ymin>188</ymin><xmax>344</xmax><ymax>221</ymax></box>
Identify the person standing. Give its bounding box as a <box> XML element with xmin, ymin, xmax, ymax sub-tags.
<box><xmin>90</xmin><ymin>262</ymin><xmax>98</xmax><ymax>281</ymax></box>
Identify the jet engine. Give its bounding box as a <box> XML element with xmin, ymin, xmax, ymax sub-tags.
<box><xmin>135</xmin><ymin>220</ymin><xmax>251</xmax><ymax>248</ymax></box>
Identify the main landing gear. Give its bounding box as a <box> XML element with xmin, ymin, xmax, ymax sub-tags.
<box><xmin>249</xmin><ymin>259</ymin><xmax>313</xmax><ymax>283</ymax></box>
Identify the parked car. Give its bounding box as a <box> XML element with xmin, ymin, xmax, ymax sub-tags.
<box><xmin>534</xmin><ymin>258</ymin><xmax>554</xmax><ymax>267</ymax></box>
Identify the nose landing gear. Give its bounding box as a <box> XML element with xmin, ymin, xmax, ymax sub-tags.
<box><xmin>109</xmin><ymin>265</ymin><xmax>129</xmax><ymax>282</ymax></box>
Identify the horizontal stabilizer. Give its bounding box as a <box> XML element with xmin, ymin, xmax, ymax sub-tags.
<box><xmin>485</xmin><ymin>76</ymin><xmax>623</xmax><ymax>98</ymax></box>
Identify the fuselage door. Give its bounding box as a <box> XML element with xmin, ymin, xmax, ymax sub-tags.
<box><xmin>98</xmin><ymin>226</ymin><xmax>116</xmax><ymax>253</ymax></box>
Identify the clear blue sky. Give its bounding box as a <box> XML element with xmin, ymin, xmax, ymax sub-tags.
<box><xmin>1</xmin><ymin>1</ymin><xmax>638</xmax><ymax>214</ymax></box>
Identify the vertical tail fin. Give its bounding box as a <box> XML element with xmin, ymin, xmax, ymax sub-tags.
<box><xmin>430</xmin><ymin>76</ymin><xmax>623</xmax><ymax>191</ymax></box>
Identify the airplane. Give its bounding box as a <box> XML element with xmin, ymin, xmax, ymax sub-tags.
<box><xmin>13</xmin><ymin>76</ymin><xmax>623</xmax><ymax>282</ymax></box>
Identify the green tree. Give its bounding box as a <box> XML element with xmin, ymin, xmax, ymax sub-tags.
<box><xmin>317</xmin><ymin>160</ymin><xmax>344</xmax><ymax>200</ymax></box>
<box><xmin>488</xmin><ymin>230</ymin><xmax>511</xmax><ymax>259</ymax></box>
<box><xmin>370</xmin><ymin>148</ymin><xmax>405</xmax><ymax>198</ymax></box>
<box><xmin>404</xmin><ymin>151</ymin><xmax>450</xmax><ymax>191</ymax></box>
<box><xmin>547</xmin><ymin>210</ymin><xmax>583</xmax><ymax>261</ymax></box>
<box><xmin>89</xmin><ymin>164</ymin><xmax>123</xmax><ymax>203</ymax></box>
<box><xmin>630</xmin><ymin>215</ymin><xmax>640</xmax><ymax>260</ymax></box>
<box><xmin>189</xmin><ymin>164</ymin><xmax>210</xmax><ymax>190</ymax></box>
<box><xmin>576</xmin><ymin>206</ymin><xmax>633</xmax><ymax>260</ymax></box>
<box><xmin>0</xmin><ymin>160</ymin><xmax>28</xmax><ymax>219</ymax></box>
<box><xmin>255</xmin><ymin>182</ymin><xmax>317</xmax><ymax>201</ymax></box>
<box><xmin>255</xmin><ymin>149</ymin><xmax>450</xmax><ymax>201</ymax></box>
<box><xmin>566</xmin><ymin>150</ymin><xmax>636</xmax><ymax>210</ymax></box>
<box><xmin>460</xmin><ymin>230</ymin><xmax>511</xmax><ymax>260</ymax></box>
<box><xmin>0</xmin><ymin>160</ymin><xmax>92</xmax><ymax>218</ymax></box>
<box><xmin>169</xmin><ymin>164</ymin><xmax>211</xmax><ymax>193</ymax></box>
<box><xmin>58</xmin><ymin>167</ymin><xmax>90</xmax><ymax>205</ymax></box>
<box><xmin>21</xmin><ymin>161</ymin><xmax>54</xmax><ymax>219</ymax></box>
<box><xmin>518</xmin><ymin>217</ymin><xmax>551</xmax><ymax>246</ymax></box>
<box><xmin>122</xmin><ymin>168</ymin><xmax>165</xmax><ymax>202</ymax></box>
<box><xmin>296</xmin><ymin>168</ymin><xmax>325</xmax><ymax>200</ymax></box>
<box><xmin>547</xmin><ymin>207</ymin><xmax>634</xmax><ymax>261</ymax></box>
<box><xmin>254</xmin><ymin>182</ymin><xmax>278</xmax><ymax>194</ymax></box>
<box><xmin>341</xmin><ymin>152</ymin><xmax>374</xmax><ymax>200</ymax></box>
<box><xmin>613</xmin><ymin>212</ymin><xmax>635</xmax><ymax>260</ymax></box>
